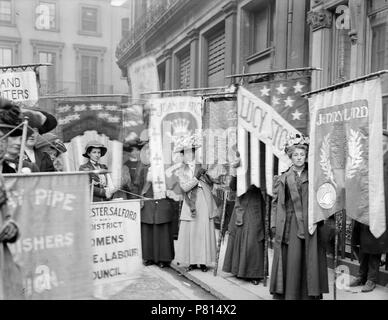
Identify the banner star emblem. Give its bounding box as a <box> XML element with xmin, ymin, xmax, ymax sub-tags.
<box><xmin>293</xmin><ymin>81</ymin><xmax>304</xmax><ymax>93</ymax></box>
<box><xmin>291</xmin><ymin>109</ymin><xmax>302</xmax><ymax>120</ymax></box>
<box><xmin>260</xmin><ymin>86</ymin><xmax>270</xmax><ymax>97</ymax></box>
<box><xmin>276</xmin><ymin>83</ymin><xmax>287</xmax><ymax>94</ymax></box>
<box><xmin>284</xmin><ymin>96</ymin><xmax>295</xmax><ymax>107</ymax></box>
<box><xmin>272</xmin><ymin>96</ymin><xmax>280</xmax><ymax>106</ymax></box>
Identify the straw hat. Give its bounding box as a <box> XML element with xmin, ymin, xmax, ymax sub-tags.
<box><xmin>173</xmin><ymin>134</ymin><xmax>202</xmax><ymax>153</ymax></box>
<box><xmin>82</xmin><ymin>140</ymin><xmax>107</xmax><ymax>158</ymax></box>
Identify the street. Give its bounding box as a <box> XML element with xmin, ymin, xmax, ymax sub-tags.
<box><xmin>107</xmin><ymin>264</ymin><xmax>218</xmax><ymax>300</ymax></box>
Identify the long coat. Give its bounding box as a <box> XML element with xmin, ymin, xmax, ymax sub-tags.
<box><xmin>135</xmin><ymin>164</ymin><xmax>174</xmax><ymax>225</ymax></box>
<box><xmin>24</xmin><ymin>149</ymin><xmax>55</xmax><ymax>172</ymax></box>
<box><xmin>351</xmin><ymin>151</ymin><xmax>388</xmax><ymax>254</ymax></box>
<box><xmin>270</xmin><ymin>167</ymin><xmax>329</xmax><ymax>297</ymax></box>
<box><xmin>177</xmin><ymin>163</ymin><xmax>217</xmax><ymax>222</ymax></box>
<box><xmin>79</xmin><ymin>161</ymin><xmax>109</xmax><ymax>202</ymax></box>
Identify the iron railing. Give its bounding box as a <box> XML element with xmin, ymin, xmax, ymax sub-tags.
<box><xmin>115</xmin><ymin>0</ymin><xmax>182</xmax><ymax>60</ymax></box>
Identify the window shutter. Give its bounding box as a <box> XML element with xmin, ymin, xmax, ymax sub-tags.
<box><xmin>207</xmin><ymin>30</ymin><xmax>225</xmax><ymax>87</ymax></box>
<box><xmin>179</xmin><ymin>51</ymin><xmax>190</xmax><ymax>89</ymax></box>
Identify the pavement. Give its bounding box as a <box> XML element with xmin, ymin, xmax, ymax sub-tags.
<box><xmin>102</xmin><ymin>264</ymin><xmax>217</xmax><ymax>300</ymax></box>
<box><xmin>170</xmin><ymin>232</ymin><xmax>388</xmax><ymax>300</ymax></box>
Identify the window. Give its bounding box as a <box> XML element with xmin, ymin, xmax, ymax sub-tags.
<box><xmin>178</xmin><ymin>50</ymin><xmax>190</xmax><ymax>89</ymax></box>
<box><xmin>158</xmin><ymin>63</ymin><xmax>166</xmax><ymax>91</ymax></box>
<box><xmin>368</xmin><ymin>0</ymin><xmax>388</xmax><ymax>129</ymax></box>
<box><xmin>250</xmin><ymin>1</ymin><xmax>274</xmax><ymax>54</ymax></box>
<box><xmin>371</xmin><ymin>23</ymin><xmax>387</xmax><ymax>72</ymax></box>
<box><xmin>0</xmin><ymin>47</ymin><xmax>11</xmax><ymax>65</ymax></box>
<box><xmin>81</xmin><ymin>55</ymin><xmax>98</xmax><ymax>94</ymax></box>
<box><xmin>0</xmin><ymin>0</ymin><xmax>11</xmax><ymax>23</ymax></box>
<box><xmin>121</xmin><ymin>17</ymin><xmax>129</xmax><ymax>38</ymax></box>
<box><xmin>207</xmin><ymin>29</ymin><xmax>225</xmax><ymax>87</ymax></box>
<box><xmin>38</xmin><ymin>51</ymin><xmax>56</xmax><ymax>93</ymax></box>
<box><xmin>35</xmin><ymin>1</ymin><xmax>57</xmax><ymax>30</ymax></box>
<box><xmin>81</xmin><ymin>7</ymin><xmax>98</xmax><ymax>33</ymax></box>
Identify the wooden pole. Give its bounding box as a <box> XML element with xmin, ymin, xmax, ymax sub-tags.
<box><xmin>214</xmin><ymin>189</ymin><xmax>228</xmax><ymax>276</ymax></box>
<box><xmin>334</xmin><ymin>211</ymin><xmax>339</xmax><ymax>300</ymax></box>
<box><xmin>17</xmin><ymin>117</ymin><xmax>29</xmax><ymax>173</ymax></box>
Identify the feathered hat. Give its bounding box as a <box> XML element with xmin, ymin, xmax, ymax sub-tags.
<box><xmin>284</xmin><ymin>133</ymin><xmax>310</xmax><ymax>154</ymax></box>
<box><xmin>0</xmin><ymin>98</ymin><xmax>27</xmax><ymax>136</ymax></box>
<box><xmin>173</xmin><ymin>133</ymin><xmax>202</xmax><ymax>153</ymax></box>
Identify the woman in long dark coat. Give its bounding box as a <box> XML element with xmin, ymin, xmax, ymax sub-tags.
<box><xmin>350</xmin><ymin>131</ymin><xmax>388</xmax><ymax>292</ymax></box>
<box><xmin>135</xmin><ymin>143</ymin><xmax>175</xmax><ymax>268</ymax></box>
<box><xmin>222</xmin><ymin>176</ymin><xmax>265</xmax><ymax>285</ymax></box>
<box><xmin>270</xmin><ymin>134</ymin><xmax>329</xmax><ymax>300</ymax></box>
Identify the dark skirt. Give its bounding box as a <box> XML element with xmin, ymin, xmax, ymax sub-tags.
<box><xmin>141</xmin><ymin>222</ymin><xmax>175</xmax><ymax>263</ymax></box>
<box><xmin>222</xmin><ymin>226</ymin><xmax>264</xmax><ymax>279</ymax></box>
<box><xmin>272</xmin><ymin>213</ymin><xmax>323</xmax><ymax>300</ymax></box>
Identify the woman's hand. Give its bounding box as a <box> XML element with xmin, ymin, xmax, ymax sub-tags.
<box><xmin>0</xmin><ymin>220</ymin><xmax>18</xmax><ymax>242</ymax></box>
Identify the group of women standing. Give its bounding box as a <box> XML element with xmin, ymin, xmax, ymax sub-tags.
<box><xmin>80</xmin><ymin>132</ymin><xmax>331</xmax><ymax>300</ymax></box>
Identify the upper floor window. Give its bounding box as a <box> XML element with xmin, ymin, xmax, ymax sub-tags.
<box><xmin>121</xmin><ymin>17</ymin><xmax>129</xmax><ymax>38</ymax></box>
<box><xmin>35</xmin><ymin>1</ymin><xmax>57</xmax><ymax>31</ymax></box>
<box><xmin>250</xmin><ymin>0</ymin><xmax>274</xmax><ymax>54</ymax></box>
<box><xmin>0</xmin><ymin>47</ymin><xmax>12</xmax><ymax>65</ymax></box>
<box><xmin>0</xmin><ymin>0</ymin><xmax>12</xmax><ymax>23</ymax></box>
<box><xmin>81</xmin><ymin>6</ymin><xmax>98</xmax><ymax>33</ymax></box>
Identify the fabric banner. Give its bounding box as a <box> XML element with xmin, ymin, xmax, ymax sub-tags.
<box><xmin>91</xmin><ymin>200</ymin><xmax>142</xmax><ymax>298</ymax></box>
<box><xmin>246</xmin><ymin>75</ymin><xmax>311</xmax><ymax>135</ymax></box>
<box><xmin>56</xmin><ymin>101</ymin><xmax>123</xmax><ymax>143</ymax></box>
<box><xmin>0</xmin><ymin>71</ymin><xmax>38</xmax><ymax>107</ymax></box>
<box><xmin>308</xmin><ymin>78</ymin><xmax>386</xmax><ymax>238</ymax></box>
<box><xmin>148</xmin><ymin>96</ymin><xmax>203</xmax><ymax>200</ymax></box>
<box><xmin>237</xmin><ymin>86</ymin><xmax>300</xmax><ymax>196</ymax></box>
<box><xmin>5</xmin><ymin>173</ymin><xmax>93</xmax><ymax>299</ymax></box>
<box><xmin>128</xmin><ymin>56</ymin><xmax>159</xmax><ymax>99</ymax></box>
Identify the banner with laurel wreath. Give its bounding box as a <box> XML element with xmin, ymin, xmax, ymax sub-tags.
<box><xmin>308</xmin><ymin>78</ymin><xmax>386</xmax><ymax>238</ymax></box>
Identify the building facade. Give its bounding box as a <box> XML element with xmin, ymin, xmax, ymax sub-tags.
<box><xmin>309</xmin><ymin>0</ymin><xmax>388</xmax><ymax>128</ymax></box>
<box><xmin>0</xmin><ymin>0</ymin><xmax>129</xmax><ymax>96</ymax></box>
<box><xmin>115</xmin><ymin>0</ymin><xmax>311</xmax><ymax>92</ymax></box>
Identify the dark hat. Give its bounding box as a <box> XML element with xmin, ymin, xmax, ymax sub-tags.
<box><xmin>0</xmin><ymin>98</ymin><xmax>25</xmax><ymax>136</ymax></box>
<box><xmin>383</xmin><ymin>129</ymin><xmax>388</xmax><ymax>137</ymax></box>
<box><xmin>21</xmin><ymin>108</ymin><xmax>57</xmax><ymax>134</ymax></box>
<box><xmin>35</xmin><ymin>133</ymin><xmax>67</xmax><ymax>154</ymax></box>
<box><xmin>82</xmin><ymin>140</ymin><xmax>107</xmax><ymax>158</ymax></box>
<box><xmin>123</xmin><ymin>137</ymin><xmax>148</xmax><ymax>152</ymax></box>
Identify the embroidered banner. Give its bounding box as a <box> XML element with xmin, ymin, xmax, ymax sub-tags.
<box><xmin>56</xmin><ymin>101</ymin><xmax>123</xmax><ymax>143</ymax></box>
<box><xmin>5</xmin><ymin>173</ymin><xmax>93</xmax><ymax>299</ymax></box>
<box><xmin>308</xmin><ymin>78</ymin><xmax>385</xmax><ymax>238</ymax></box>
<box><xmin>148</xmin><ymin>96</ymin><xmax>203</xmax><ymax>200</ymax></box>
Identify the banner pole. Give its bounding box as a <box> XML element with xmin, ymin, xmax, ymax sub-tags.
<box><xmin>17</xmin><ymin>117</ymin><xmax>29</xmax><ymax>173</ymax></box>
<box><xmin>334</xmin><ymin>211</ymin><xmax>339</xmax><ymax>300</ymax></box>
<box><xmin>213</xmin><ymin>189</ymin><xmax>228</xmax><ymax>276</ymax></box>
<box><xmin>263</xmin><ymin>194</ymin><xmax>271</xmax><ymax>286</ymax></box>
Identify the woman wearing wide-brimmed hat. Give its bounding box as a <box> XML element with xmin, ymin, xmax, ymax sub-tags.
<box><xmin>0</xmin><ymin>98</ymin><xmax>25</xmax><ymax>299</ymax></box>
<box><xmin>174</xmin><ymin>134</ymin><xmax>218</xmax><ymax>273</ymax></box>
<box><xmin>35</xmin><ymin>133</ymin><xmax>67</xmax><ymax>171</ymax></box>
<box><xmin>79</xmin><ymin>140</ymin><xmax>115</xmax><ymax>202</ymax></box>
